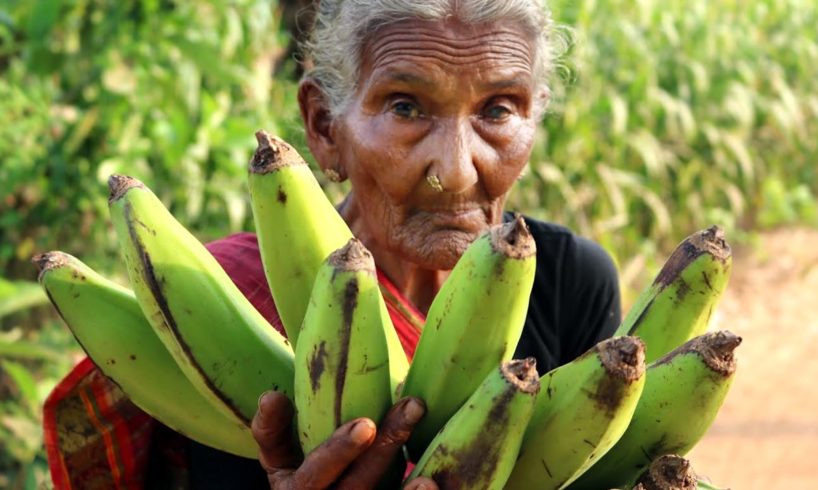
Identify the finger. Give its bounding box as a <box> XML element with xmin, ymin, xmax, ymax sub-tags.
<box><xmin>292</xmin><ymin>418</ymin><xmax>377</xmax><ymax>489</ymax></box>
<box><xmin>403</xmin><ymin>476</ymin><xmax>439</xmax><ymax>490</ymax></box>
<box><xmin>251</xmin><ymin>391</ymin><xmax>303</xmax><ymax>472</ymax></box>
<box><xmin>336</xmin><ymin>397</ymin><xmax>426</xmax><ymax>489</ymax></box>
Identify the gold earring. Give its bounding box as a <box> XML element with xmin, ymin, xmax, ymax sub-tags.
<box><xmin>323</xmin><ymin>167</ymin><xmax>343</xmax><ymax>183</ymax></box>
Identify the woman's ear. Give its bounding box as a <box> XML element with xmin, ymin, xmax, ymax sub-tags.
<box><xmin>298</xmin><ymin>79</ymin><xmax>345</xmax><ymax>181</ymax></box>
<box><xmin>533</xmin><ymin>86</ymin><xmax>551</xmax><ymax>119</ymax></box>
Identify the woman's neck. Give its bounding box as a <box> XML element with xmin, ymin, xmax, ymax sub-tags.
<box><xmin>338</xmin><ymin>195</ymin><xmax>450</xmax><ymax>315</ymax></box>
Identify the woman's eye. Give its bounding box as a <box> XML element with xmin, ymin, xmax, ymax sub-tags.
<box><xmin>484</xmin><ymin>104</ymin><xmax>512</xmax><ymax>120</ymax></box>
<box><xmin>390</xmin><ymin>100</ymin><xmax>421</xmax><ymax>119</ymax></box>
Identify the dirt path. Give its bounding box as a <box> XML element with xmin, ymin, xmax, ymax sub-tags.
<box><xmin>686</xmin><ymin>227</ymin><xmax>818</xmax><ymax>489</ymax></box>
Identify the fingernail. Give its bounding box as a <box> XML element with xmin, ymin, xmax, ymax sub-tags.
<box><xmin>350</xmin><ymin>419</ymin><xmax>375</xmax><ymax>444</ymax></box>
<box><xmin>403</xmin><ymin>398</ymin><xmax>425</xmax><ymax>425</ymax></box>
<box><xmin>257</xmin><ymin>390</ymin><xmax>272</xmax><ymax>410</ymax></box>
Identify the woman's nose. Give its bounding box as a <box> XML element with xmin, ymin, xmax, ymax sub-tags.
<box><xmin>426</xmin><ymin>120</ymin><xmax>480</xmax><ymax>194</ymax></box>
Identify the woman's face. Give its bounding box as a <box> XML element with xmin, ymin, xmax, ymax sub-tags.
<box><xmin>331</xmin><ymin>19</ymin><xmax>540</xmax><ymax>270</ymax></box>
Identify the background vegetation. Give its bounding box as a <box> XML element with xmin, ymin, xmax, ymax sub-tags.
<box><xmin>1</xmin><ymin>0</ymin><xmax>816</xmax><ymax>487</ymax></box>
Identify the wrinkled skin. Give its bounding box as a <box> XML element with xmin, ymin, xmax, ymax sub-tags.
<box><xmin>254</xmin><ymin>18</ymin><xmax>542</xmax><ymax>489</ymax></box>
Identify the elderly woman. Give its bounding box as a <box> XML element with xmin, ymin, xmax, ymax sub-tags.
<box><xmin>43</xmin><ymin>0</ymin><xmax>620</xmax><ymax>488</ymax></box>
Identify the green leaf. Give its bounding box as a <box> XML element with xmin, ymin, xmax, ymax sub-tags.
<box><xmin>0</xmin><ymin>337</ymin><xmax>63</xmax><ymax>362</ymax></box>
<box><xmin>2</xmin><ymin>360</ymin><xmax>39</xmax><ymax>412</ymax></box>
<box><xmin>0</xmin><ymin>279</ymin><xmax>48</xmax><ymax>318</ymax></box>
<box><xmin>26</xmin><ymin>0</ymin><xmax>59</xmax><ymax>39</ymax></box>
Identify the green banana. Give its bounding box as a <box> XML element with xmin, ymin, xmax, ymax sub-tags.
<box><xmin>631</xmin><ymin>454</ymin><xmax>697</xmax><ymax>490</ymax></box>
<box><xmin>34</xmin><ymin>251</ymin><xmax>257</xmax><ymax>458</ymax></box>
<box><xmin>108</xmin><ymin>174</ymin><xmax>294</xmax><ymax>424</ymax></box>
<box><xmin>567</xmin><ymin>331</ymin><xmax>741</xmax><ymax>490</ymax></box>
<box><xmin>294</xmin><ymin>238</ymin><xmax>393</xmax><ymax>454</ymax></box>
<box><xmin>247</xmin><ymin>130</ymin><xmax>352</xmax><ymax>347</ymax></box>
<box><xmin>615</xmin><ymin>226</ymin><xmax>732</xmax><ymax>363</ymax></box>
<box><xmin>505</xmin><ymin>336</ymin><xmax>647</xmax><ymax>490</ymax></box>
<box><xmin>248</xmin><ymin>131</ymin><xmax>408</xmax><ymax>399</ymax></box>
<box><xmin>401</xmin><ymin>216</ymin><xmax>536</xmax><ymax>459</ymax></box>
<box><xmin>408</xmin><ymin>358</ymin><xmax>540</xmax><ymax>490</ymax></box>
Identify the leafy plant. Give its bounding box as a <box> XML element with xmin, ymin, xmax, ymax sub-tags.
<box><xmin>510</xmin><ymin>0</ymin><xmax>818</xmax><ymax>287</ymax></box>
<box><xmin>1</xmin><ymin>0</ymin><xmax>817</xmax><ymax>485</ymax></box>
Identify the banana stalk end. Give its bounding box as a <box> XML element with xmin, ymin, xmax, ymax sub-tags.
<box><xmin>250</xmin><ymin>130</ymin><xmax>304</xmax><ymax>173</ymax></box>
<box><xmin>696</xmin><ymin>225</ymin><xmax>731</xmax><ymax>260</ymax></box>
<box><xmin>490</xmin><ymin>215</ymin><xmax>536</xmax><ymax>259</ymax></box>
<box><xmin>655</xmin><ymin>330</ymin><xmax>741</xmax><ymax>376</ymax></box>
<box><xmin>32</xmin><ymin>251</ymin><xmax>71</xmax><ymax>276</ymax></box>
<box><xmin>328</xmin><ymin>238</ymin><xmax>376</xmax><ymax>274</ymax></box>
<box><xmin>633</xmin><ymin>454</ymin><xmax>697</xmax><ymax>490</ymax></box>
<box><xmin>654</xmin><ymin>226</ymin><xmax>731</xmax><ymax>288</ymax></box>
<box><xmin>501</xmin><ymin>358</ymin><xmax>540</xmax><ymax>395</ymax></box>
<box><xmin>598</xmin><ymin>336</ymin><xmax>646</xmax><ymax>382</ymax></box>
<box><xmin>108</xmin><ymin>175</ymin><xmax>144</xmax><ymax>204</ymax></box>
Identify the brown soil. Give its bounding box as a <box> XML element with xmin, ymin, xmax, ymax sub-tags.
<box><xmin>686</xmin><ymin>226</ymin><xmax>818</xmax><ymax>489</ymax></box>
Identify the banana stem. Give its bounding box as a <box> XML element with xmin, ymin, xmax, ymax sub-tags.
<box><xmin>632</xmin><ymin>454</ymin><xmax>697</xmax><ymax>490</ymax></box>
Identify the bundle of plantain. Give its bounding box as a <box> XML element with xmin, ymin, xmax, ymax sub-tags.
<box><xmin>37</xmin><ymin>131</ymin><xmax>740</xmax><ymax>488</ymax></box>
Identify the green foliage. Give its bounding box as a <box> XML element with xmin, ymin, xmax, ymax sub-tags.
<box><xmin>509</xmin><ymin>0</ymin><xmax>818</xmax><ymax>285</ymax></box>
<box><xmin>0</xmin><ymin>278</ymin><xmax>48</xmax><ymax>318</ymax></box>
<box><xmin>0</xmin><ymin>0</ymin><xmax>303</xmax><ymax>280</ymax></box>
<box><xmin>0</xmin><ymin>0</ymin><xmax>301</xmax><ymax>484</ymax></box>
<box><xmin>0</xmin><ymin>320</ymin><xmax>80</xmax><ymax>489</ymax></box>
<box><xmin>1</xmin><ymin>0</ymin><xmax>817</xmax><ymax>484</ymax></box>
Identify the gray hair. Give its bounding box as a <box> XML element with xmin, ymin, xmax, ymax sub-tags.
<box><xmin>302</xmin><ymin>0</ymin><xmax>561</xmax><ymax>119</ymax></box>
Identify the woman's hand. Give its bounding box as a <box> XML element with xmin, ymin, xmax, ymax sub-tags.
<box><xmin>252</xmin><ymin>391</ymin><xmax>439</xmax><ymax>489</ymax></box>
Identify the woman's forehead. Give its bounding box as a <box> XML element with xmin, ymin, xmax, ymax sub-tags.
<box><xmin>360</xmin><ymin>18</ymin><xmax>535</xmax><ymax>83</ymax></box>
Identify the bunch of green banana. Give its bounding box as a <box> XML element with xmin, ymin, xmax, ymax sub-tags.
<box><xmin>408</xmin><ymin>358</ymin><xmax>540</xmax><ymax>490</ymax></box>
<box><xmin>506</xmin><ymin>336</ymin><xmax>647</xmax><ymax>490</ymax></box>
<box><xmin>630</xmin><ymin>454</ymin><xmax>697</xmax><ymax>490</ymax></box>
<box><xmin>34</xmin><ymin>251</ymin><xmax>257</xmax><ymax>458</ymax></box>
<box><xmin>294</xmin><ymin>238</ymin><xmax>393</xmax><ymax>454</ymax></box>
<box><xmin>400</xmin><ymin>216</ymin><xmax>537</xmax><ymax>459</ymax></box>
<box><xmin>567</xmin><ymin>330</ymin><xmax>741</xmax><ymax>490</ymax></box>
<box><xmin>108</xmin><ymin>174</ymin><xmax>294</xmax><ymax>425</ymax></box>
<box><xmin>248</xmin><ymin>131</ymin><xmax>408</xmax><ymax>398</ymax></box>
<box><xmin>615</xmin><ymin>226</ymin><xmax>732</xmax><ymax>363</ymax></box>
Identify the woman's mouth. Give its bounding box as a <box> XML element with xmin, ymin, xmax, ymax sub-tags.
<box><xmin>422</xmin><ymin>207</ymin><xmax>488</xmax><ymax>231</ymax></box>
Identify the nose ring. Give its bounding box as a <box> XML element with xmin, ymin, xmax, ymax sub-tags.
<box><xmin>426</xmin><ymin>174</ymin><xmax>444</xmax><ymax>192</ymax></box>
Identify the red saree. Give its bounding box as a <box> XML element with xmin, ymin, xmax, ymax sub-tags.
<box><xmin>43</xmin><ymin>232</ymin><xmax>423</xmax><ymax>489</ymax></box>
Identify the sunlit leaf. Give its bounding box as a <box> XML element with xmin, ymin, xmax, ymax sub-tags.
<box><xmin>0</xmin><ymin>280</ymin><xmax>48</xmax><ymax>318</ymax></box>
<box><xmin>2</xmin><ymin>360</ymin><xmax>39</xmax><ymax>412</ymax></box>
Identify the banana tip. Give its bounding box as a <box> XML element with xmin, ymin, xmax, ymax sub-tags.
<box><xmin>32</xmin><ymin>252</ymin><xmax>69</xmax><ymax>277</ymax></box>
<box><xmin>491</xmin><ymin>215</ymin><xmax>536</xmax><ymax>259</ymax></box>
<box><xmin>108</xmin><ymin>175</ymin><xmax>143</xmax><ymax>203</ymax></box>
<box><xmin>328</xmin><ymin>238</ymin><xmax>375</xmax><ymax>273</ymax></box>
<box><xmin>655</xmin><ymin>225</ymin><xmax>732</xmax><ymax>287</ymax></box>
<box><xmin>709</xmin><ymin>330</ymin><xmax>742</xmax><ymax>358</ymax></box>
<box><xmin>657</xmin><ymin>330</ymin><xmax>741</xmax><ymax>376</ymax></box>
<box><xmin>501</xmin><ymin>358</ymin><xmax>540</xmax><ymax>394</ymax></box>
<box><xmin>698</xmin><ymin>225</ymin><xmax>731</xmax><ymax>260</ymax></box>
<box><xmin>599</xmin><ymin>336</ymin><xmax>646</xmax><ymax>382</ymax></box>
<box><xmin>636</xmin><ymin>454</ymin><xmax>696</xmax><ymax>490</ymax></box>
<box><xmin>250</xmin><ymin>130</ymin><xmax>300</xmax><ymax>173</ymax></box>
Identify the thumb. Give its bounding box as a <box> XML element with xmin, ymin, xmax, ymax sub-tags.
<box><xmin>251</xmin><ymin>391</ymin><xmax>303</xmax><ymax>471</ymax></box>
